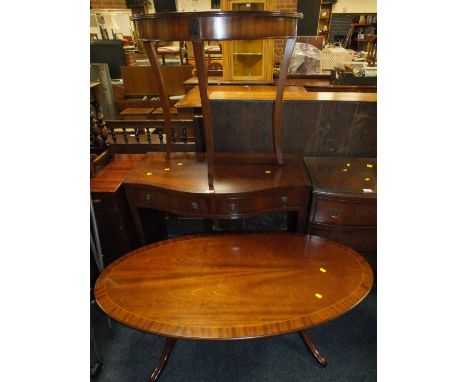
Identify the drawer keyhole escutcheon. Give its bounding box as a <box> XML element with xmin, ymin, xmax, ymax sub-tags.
<box><xmin>329</xmin><ymin>209</ymin><xmax>341</xmax><ymax>219</ymax></box>
<box><xmin>281</xmin><ymin>196</ymin><xmax>288</xmax><ymax>207</ymax></box>
<box><xmin>191</xmin><ymin>202</ymin><xmax>200</xmax><ymax>212</ymax></box>
<box><xmin>144</xmin><ymin>194</ymin><xmax>151</xmax><ymax>204</ymax></box>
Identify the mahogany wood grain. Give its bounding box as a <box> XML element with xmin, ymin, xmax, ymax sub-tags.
<box><xmin>94</xmin><ymin>233</ymin><xmax>374</xmax><ymax>340</ymax></box>
<box><xmin>123</xmin><ymin>152</ymin><xmax>310</xmax><ymax>193</ymax></box>
<box><xmin>91</xmin><ymin>154</ymin><xmax>144</xmax><ymax>264</ymax></box>
<box><xmin>132</xmin><ymin>11</ymin><xmax>302</xmax><ymax>42</ymax></box>
<box><xmin>90</xmin><ymin>154</ymin><xmax>144</xmax><ymax>194</ymax></box>
<box><xmin>123</xmin><ymin>152</ymin><xmax>311</xmax><ymax>243</ymax></box>
<box><xmin>304</xmin><ymin>157</ymin><xmax>377</xmax><ymax>197</ymax></box>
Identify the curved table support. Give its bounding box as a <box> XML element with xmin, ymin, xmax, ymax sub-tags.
<box><xmin>299</xmin><ymin>330</ymin><xmax>328</xmax><ymax>367</ymax></box>
<box><xmin>192</xmin><ymin>40</ymin><xmax>214</xmax><ymax>190</ymax></box>
<box><xmin>273</xmin><ymin>37</ymin><xmax>296</xmax><ymax>165</ymax></box>
<box><xmin>149</xmin><ymin>337</ymin><xmax>177</xmax><ymax>382</ymax></box>
<box><xmin>143</xmin><ymin>41</ymin><xmax>173</xmax><ymax>160</ymax></box>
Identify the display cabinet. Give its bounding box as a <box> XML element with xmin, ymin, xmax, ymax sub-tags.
<box><xmin>221</xmin><ymin>0</ymin><xmax>275</xmax><ymax>81</ymax></box>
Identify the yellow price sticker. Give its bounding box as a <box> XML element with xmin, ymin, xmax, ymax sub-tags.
<box><xmin>366</xmin><ymin>164</ymin><xmax>373</xmax><ymax>168</ymax></box>
<box><xmin>315</xmin><ymin>293</ymin><xmax>323</xmax><ymax>299</ymax></box>
<box><xmin>319</xmin><ymin>268</ymin><xmax>327</xmax><ymax>273</ymax></box>
<box><xmin>342</xmin><ymin>168</ymin><xmax>348</xmax><ymax>172</ymax></box>
<box><xmin>146</xmin><ymin>172</ymin><xmax>152</xmax><ymax>176</ymax></box>
<box><xmin>164</xmin><ymin>168</ymin><xmax>171</xmax><ymax>171</ymax></box>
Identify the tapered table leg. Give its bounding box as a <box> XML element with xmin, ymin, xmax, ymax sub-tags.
<box><xmin>299</xmin><ymin>330</ymin><xmax>327</xmax><ymax>367</ymax></box>
<box><xmin>149</xmin><ymin>337</ymin><xmax>177</xmax><ymax>382</ymax></box>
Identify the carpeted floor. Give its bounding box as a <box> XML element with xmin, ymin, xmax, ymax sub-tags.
<box><xmin>91</xmin><ymin>283</ymin><xmax>376</xmax><ymax>382</ymax></box>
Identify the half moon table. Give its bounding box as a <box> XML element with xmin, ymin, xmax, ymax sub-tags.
<box><xmin>95</xmin><ymin>233</ymin><xmax>373</xmax><ymax>381</ymax></box>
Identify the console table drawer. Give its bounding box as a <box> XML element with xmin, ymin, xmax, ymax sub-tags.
<box><xmin>214</xmin><ymin>192</ymin><xmax>301</xmax><ymax>218</ymax></box>
<box><xmin>312</xmin><ymin>197</ymin><xmax>376</xmax><ymax>227</ymax></box>
<box><xmin>127</xmin><ymin>187</ymin><xmax>211</xmax><ymax>216</ymax></box>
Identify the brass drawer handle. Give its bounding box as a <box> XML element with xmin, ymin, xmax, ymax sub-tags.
<box><xmin>144</xmin><ymin>194</ymin><xmax>151</xmax><ymax>204</ymax></box>
<box><xmin>329</xmin><ymin>209</ymin><xmax>342</xmax><ymax>219</ymax></box>
<box><xmin>191</xmin><ymin>201</ymin><xmax>200</xmax><ymax>212</ymax></box>
<box><xmin>229</xmin><ymin>202</ymin><xmax>237</xmax><ymax>213</ymax></box>
<box><xmin>281</xmin><ymin>196</ymin><xmax>288</xmax><ymax>207</ymax></box>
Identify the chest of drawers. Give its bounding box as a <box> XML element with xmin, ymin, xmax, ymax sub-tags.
<box><xmin>304</xmin><ymin>157</ymin><xmax>377</xmax><ymax>255</ymax></box>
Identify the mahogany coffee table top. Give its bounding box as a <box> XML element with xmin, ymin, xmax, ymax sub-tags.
<box><xmin>95</xmin><ymin>233</ymin><xmax>373</xmax><ymax>340</ymax></box>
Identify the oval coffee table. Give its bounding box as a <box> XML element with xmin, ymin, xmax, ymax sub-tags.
<box><xmin>95</xmin><ymin>233</ymin><xmax>374</xmax><ymax>381</ymax></box>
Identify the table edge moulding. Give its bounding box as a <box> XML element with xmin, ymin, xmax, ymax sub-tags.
<box><xmin>132</xmin><ymin>11</ymin><xmax>303</xmax><ymax>190</ymax></box>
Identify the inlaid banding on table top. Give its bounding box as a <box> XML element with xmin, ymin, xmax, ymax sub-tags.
<box><xmin>95</xmin><ymin>233</ymin><xmax>373</xmax><ymax>340</ymax></box>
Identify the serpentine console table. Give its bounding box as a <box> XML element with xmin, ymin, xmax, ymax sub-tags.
<box><xmin>124</xmin><ymin>152</ymin><xmax>311</xmax><ymax>245</ymax></box>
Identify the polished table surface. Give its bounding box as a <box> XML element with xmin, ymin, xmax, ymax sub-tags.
<box><xmin>123</xmin><ymin>152</ymin><xmax>310</xmax><ymax>194</ymax></box>
<box><xmin>175</xmin><ymin>85</ymin><xmax>377</xmax><ymax>109</ymax></box>
<box><xmin>95</xmin><ymin>233</ymin><xmax>373</xmax><ymax>340</ymax></box>
<box><xmin>90</xmin><ymin>154</ymin><xmax>144</xmax><ymax>194</ymax></box>
<box><xmin>304</xmin><ymin>157</ymin><xmax>377</xmax><ymax>197</ymax></box>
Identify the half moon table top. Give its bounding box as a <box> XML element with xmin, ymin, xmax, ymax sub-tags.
<box><xmin>95</xmin><ymin>233</ymin><xmax>373</xmax><ymax>340</ymax></box>
<box><xmin>132</xmin><ymin>11</ymin><xmax>302</xmax><ymax>42</ymax></box>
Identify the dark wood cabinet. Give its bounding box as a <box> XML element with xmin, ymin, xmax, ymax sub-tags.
<box><xmin>304</xmin><ymin>157</ymin><xmax>376</xmax><ymax>265</ymax></box>
<box><xmin>90</xmin><ymin>154</ymin><xmax>144</xmax><ymax>265</ymax></box>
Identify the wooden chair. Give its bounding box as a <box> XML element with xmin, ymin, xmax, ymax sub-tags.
<box><xmin>113</xmin><ymin>65</ymin><xmax>195</xmax><ymax>114</ymax></box>
<box><xmin>156</xmin><ymin>41</ymin><xmax>188</xmax><ymax>65</ymax></box>
<box><xmin>204</xmin><ymin>41</ymin><xmax>222</xmax><ymax>63</ymax></box>
<box><xmin>186</xmin><ymin>41</ymin><xmax>223</xmax><ymax>63</ymax></box>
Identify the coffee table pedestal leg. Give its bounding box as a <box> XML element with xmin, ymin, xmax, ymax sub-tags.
<box><xmin>299</xmin><ymin>331</ymin><xmax>328</xmax><ymax>367</ymax></box>
<box><xmin>149</xmin><ymin>337</ymin><xmax>177</xmax><ymax>382</ymax></box>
